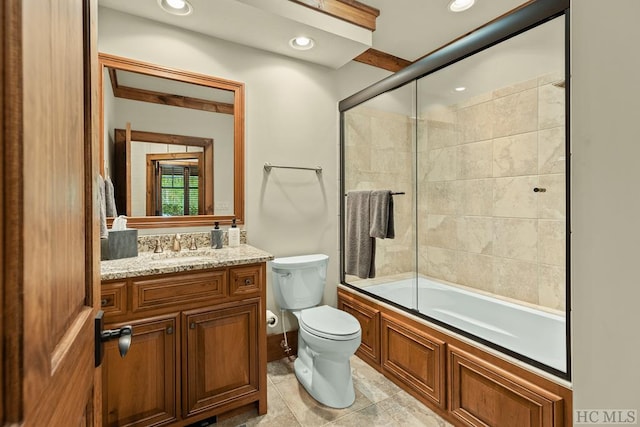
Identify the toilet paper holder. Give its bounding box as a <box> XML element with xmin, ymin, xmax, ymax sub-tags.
<box><xmin>266</xmin><ymin>310</ymin><xmax>278</xmax><ymax>327</ymax></box>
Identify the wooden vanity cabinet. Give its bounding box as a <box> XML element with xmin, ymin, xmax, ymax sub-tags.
<box><xmin>101</xmin><ymin>263</ymin><xmax>267</xmax><ymax>427</ymax></box>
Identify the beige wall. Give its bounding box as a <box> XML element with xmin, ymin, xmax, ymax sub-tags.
<box><xmin>419</xmin><ymin>73</ymin><xmax>566</xmax><ymax>311</ymax></box>
<box><xmin>571</xmin><ymin>0</ymin><xmax>640</xmax><ymax>412</ymax></box>
<box><xmin>98</xmin><ymin>7</ymin><xmax>388</xmax><ymax>322</ymax></box>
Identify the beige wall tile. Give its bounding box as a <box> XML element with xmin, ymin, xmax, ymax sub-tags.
<box><xmin>371</xmin><ymin>149</ymin><xmax>412</xmax><ymax>174</ymax></box>
<box><xmin>457</xmin><ymin>216</ymin><xmax>493</xmax><ymax>255</ymax></box>
<box><xmin>427</xmin><ymin>147</ymin><xmax>457</xmax><ymax>182</ymax></box>
<box><xmin>459</xmin><ymin>179</ymin><xmax>494</xmax><ymax>216</ymax></box>
<box><xmin>538</xmin><ymin>83</ymin><xmax>565</xmax><ymax>130</ymax></box>
<box><xmin>344</xmin><ymin>111</ymin><xmax>372</xmax><ymax>147</ymax></box>
<box><xmin>344</xmin><ymin>143</ymin><xmax>371</xmax><ymax>174</ymax></box>
<box><xmin>494</xmin><ymin>258</ymin><xmax>538</xmax><ymax>304</ymax></box>
<box><xmin>457</xmin><ymin>101</ymin><xmax>494</xmax><ymax>143</ymax></box>
<box><xmin>537</xmin><ymin>71</ymin><xmax>565</xmax><ymax>86</ymax></box>
<box><xmin>493</xmin><ymin>88</ymin><xmax>538</xmax><ymax>138</ymax></box>
<box><xmin>457</xmin><ymin>252</ymin><xmax>494</xmax><ymax>292</ymax></box>
<box><xmin>538</xmin><ymin>126</ymin><xmax>565</xmax><ymax>174</ymax></box>
<box><xmin>493</xmin><ymin>132</ymin><xmax>538</xmax><ymax>177</ymax></box>
<box><xmin>425</xmin><ymin>120</ymin><xmax>458</xmax><ymax>151</ymax></box>
<box><xmin>538</xmin><ymin>220</ymin><xmax>565</xmax><ymax>266</ymax></box>
<box><xmin>455</xmin><ymin>91</ymin><xmax>493</xmax><ymax>110</ymax></box>
<box><xmin>538</xmin><ymin>264</ymin><xmax>566</xmax><ymax>311</ymax></box>
<box><xmin>493</xmin><ymin>218</ymin><xmax>538</xmax><ymax>262</ymax></box>
<box><xmin>457</xmin><ymin>140</ymin><xmax>493</xmax><ymax>179</ymax></box>
<box><xmin>493</xmin><ymin>176</ymin><xmax>538</xmax><ymax>218</ymax></box>
<box><xmin>426</xmin><ymin>215</ymin><xmax>457</xmax><ymax>249</ymax></box>
<box><xmin>371</xmin><ymin>114</ymin><xmax>411</xmax><ymax>150</ymax></box>
<box><xmin>538</xmin><ymin>174</ymin><xmax>566</xmax><ymax>219</ymax></box>
<box><xmin>426</xmin><ymin>181</ymin><xmax>459</xmax><ymax>215</ymax></box>
<box><xmin>426</xmin><ymin>247</ymin><xmax>458</xmax><ymax>283</ymax></box>
<box><xmin>493</xmin><ymin>78</ymin><xmax>537</xmax><ymax>98</ymax></box>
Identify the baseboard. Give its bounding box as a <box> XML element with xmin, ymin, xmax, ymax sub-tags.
<box><xmin>267</xmin><ymin>330</ymin><xmax>298</xmax><ymax>362</ymax></box>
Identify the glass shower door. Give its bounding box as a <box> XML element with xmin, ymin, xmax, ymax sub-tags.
<box><xmin>342</xmin><ymin>81</ymin><xmax>419</xmax><ymax>311</ymax></box>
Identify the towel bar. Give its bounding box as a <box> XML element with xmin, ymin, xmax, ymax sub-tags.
<box><xmin>264</xmin><ymin>162</ymin><xmax>322</xmax><ymax>174</ymax></box>
<box><xmin>344</xmin><ymin>191</ymin><xmax>405</xmax><ymax>196</ymax></box>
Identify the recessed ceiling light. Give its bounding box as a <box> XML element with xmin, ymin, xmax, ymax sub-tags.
<box><xmin>455</xmin><ymin>86</ymin><xmax>466</xmax><ymax>92</ymax></box>
<box><xmin>158</xmin><ymin>0</ymin><xmax>193</xmax><ymax>16</ymax></box>
<box><xmin>289</xmin><ymin>36</ymin><xmax>315</xmax><ymax>51</ymax></box>
<box><xmin>448</xmin><ymin>0</ymin><xmax>475</xmax><ymax>12</ymax></box>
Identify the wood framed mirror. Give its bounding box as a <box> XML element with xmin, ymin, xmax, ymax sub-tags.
<box><xmin>99</xmin><ymin>53</ymin><xmax>245</xmax><ymax>228</ymax></box>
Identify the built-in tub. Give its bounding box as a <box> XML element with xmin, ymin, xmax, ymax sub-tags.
<box><xmin>363</xmin><ymin>277</ymin><xmax>566</xmax><ymax>373</ymax></box>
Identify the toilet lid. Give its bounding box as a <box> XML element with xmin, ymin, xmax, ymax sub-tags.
<box><xmin>300</xmin><ymin>305</ymin><xmax>361</xmax><ymax>340</ymax></box>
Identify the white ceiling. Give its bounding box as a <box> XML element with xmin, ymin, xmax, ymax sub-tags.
<box><xmin>98</xmin><ymin>0</ymin><xmax>531</xmax><ymax>69</ymax></box>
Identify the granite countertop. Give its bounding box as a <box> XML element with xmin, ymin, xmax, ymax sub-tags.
<box><xmin>101</xmin><ymin>244</ymin><xmax>274</xmax><ymax>281</ymax></box>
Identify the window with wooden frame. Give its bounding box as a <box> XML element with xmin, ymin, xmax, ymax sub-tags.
<box><xmin>146</xmin><ymin>152</ymin><xmax>204</xmax><ymax>216</ymax></box>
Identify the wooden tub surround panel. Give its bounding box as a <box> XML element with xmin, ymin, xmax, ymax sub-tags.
<box><xmin>337</xmin><ymin>288</ymin><xmax>572</xmax><ymax>427</ymax></box>
<box><xmin>381</xmin><ymin>314</ymin><xmax>446</xmax><ymax>408</ymax></box>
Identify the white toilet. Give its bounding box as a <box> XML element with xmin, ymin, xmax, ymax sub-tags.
<box><xmin>270</xmin><ymin>254</ymin><xmax>362</xmax><ymax>408</ymax></box>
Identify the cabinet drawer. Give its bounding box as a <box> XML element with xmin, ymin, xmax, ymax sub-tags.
<box><xmin>101</xmin><ymin>282</ymin><xmax>127</xmax><ymax>316</ymax></box>
<box><xmin>132</xmin><ymin>270</ymin><xmax>227</xmax><ymax>312</ymax></box>
<box><xmin>229</xmin><ymin>265</ymin><xmax>263</xmax><ymax>296</ymax></box>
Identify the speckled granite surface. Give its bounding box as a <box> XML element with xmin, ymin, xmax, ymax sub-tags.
<box><xmin>101</xmin><ymin>244</ymin><xmax>273</xmax><ymax>281</ymax></box>
<box><xmin>137</xmin><ymin>230</ymin><xmax>247</xmax><ymax>253</ymax></box>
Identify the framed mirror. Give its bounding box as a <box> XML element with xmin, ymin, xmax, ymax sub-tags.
<box><xmin>99</xmin><ymin>53</ymin><xmax>245</xmax><ymax>228</ymax></box>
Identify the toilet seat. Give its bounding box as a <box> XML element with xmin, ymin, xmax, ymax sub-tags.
<box><xmin>299</xmin><ymin>305</ymin><xmax>361</xmax><ymax>341</ymax></box>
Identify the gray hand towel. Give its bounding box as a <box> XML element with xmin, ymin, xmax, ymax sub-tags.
<box><xmin>369</xmin><ymin>190</ymin><xmax>395</xmax><ymax>239</ymax></box>
<box><xmin>345</xmin><ymin>191</ymin><xmax>376</xmax><ymax>279</ymax></box>
<box><xmin>105</xmin><ymin>176</ymin><xmax>118</xmax><ymax>217</ymax></box>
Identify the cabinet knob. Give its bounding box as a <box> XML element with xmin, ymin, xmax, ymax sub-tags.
<box><xmin>244</xmin><ymin>278</ymin><xmax>252</xmax><ymax>285</ymax></box>
<box><xmin>190</xmin><ymin>322</ymin><xmax>196</xmax><ymax>329</ymax></box>
<box><xmin>101</xmin><ymin>299</ymin><xmax>108</xmax><ymax>306</ymax></box>
<box><xmin>166</xmin><ymin>326</ymin><xmax>173</xmax><ymax>335</ymax></box>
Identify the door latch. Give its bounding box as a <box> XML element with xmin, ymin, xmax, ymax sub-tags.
<box><xmin>95</xmin><ymin>310</ymin><xmax>133</xmax><ymax>367</ymax></box>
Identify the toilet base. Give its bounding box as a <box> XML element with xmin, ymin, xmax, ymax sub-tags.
<box><xmin>294</xmin><ymin>337</ymin><xmax>356</xmax><ymax>409</ymax></box>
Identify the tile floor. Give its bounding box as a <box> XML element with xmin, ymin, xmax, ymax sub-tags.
<box><xmin>215</xmin><ymin>356</ymin><xmax>452</xmax><ymax>427</ymax></box>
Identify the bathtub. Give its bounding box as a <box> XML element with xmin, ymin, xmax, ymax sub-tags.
<box><xmin>364</xmin><ymin>277</ymin><xmax>566</xmax><ymax>372</ymax></box>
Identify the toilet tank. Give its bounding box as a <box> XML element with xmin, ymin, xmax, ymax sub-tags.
<box><xmin>270</xmin><ymin>254</ymin><xmax>329</xmax><ymax>310</ymax></box>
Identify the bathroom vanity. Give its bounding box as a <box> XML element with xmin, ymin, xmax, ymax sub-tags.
<box><xmin>100</xmin><ymin>245</ymin><xmax>273</xmax><ymax>427</ymax></box>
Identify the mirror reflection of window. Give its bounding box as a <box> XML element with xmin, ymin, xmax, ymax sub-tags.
<box><xmin>145</xmin><ymin>151</ymin><xmax>204</xmax><ymax>216</ymax></box>
<box><xmin>152</xmin><ymin>159</ymin><xmax>200</xmax><ymax>216</ymax></box>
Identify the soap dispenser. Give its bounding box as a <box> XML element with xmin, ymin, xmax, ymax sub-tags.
<box><xmin>211</xmin><ymin>222</ymin><xmax>223</xmax><ymax>249</ymax></box>
<box><xmin>228</xmin><ymin>218</ymin><xmax>240</xmax><ymax>248</ymax></box>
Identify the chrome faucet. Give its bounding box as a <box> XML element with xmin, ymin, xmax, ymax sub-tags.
<box><xmin>153</xmin><ymin>238</ymin><xmax>163</xmax><ymax>253</ymax></box>
<box><xmin>173</xmin><ymin>233</ymin><xmax>181</xmax><ymax>251</ymax></box>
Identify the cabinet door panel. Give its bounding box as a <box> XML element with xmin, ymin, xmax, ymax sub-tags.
<box><xmin>338</xmin><ymin>295</ymin><xmax>380</xmax><ymax>366</ymax></box>
<box><xmin>381</xmin><ymin>314</ymin><xmax>445</xmax><ymax>408</ymax></box>
<box><xmin>183</xmin><ymin>299</ymin><xmax>259</xmax><ymax>417</ymax></box>
<box><xmin>103</xmin><ymin>316</ymin><xmax>177</xmax><ymax>427</ymax></box>
<box><xmin>448</xmin><ymin>346</ymin><xmax>563</xmax><ymax>427</ymax></box>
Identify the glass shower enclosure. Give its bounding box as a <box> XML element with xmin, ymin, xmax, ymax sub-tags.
<box><xmin>340</xmin><ymin>2</ymin><xmax>569</xmax><ymax>378</ymax></box>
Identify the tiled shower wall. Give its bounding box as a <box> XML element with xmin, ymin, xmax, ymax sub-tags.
<box><xmin>343</xmin><ymin>73</ymin><xmax>566</xmax><ymax>312</ymax></box>
<box><xmin>344</xmin><ymin>107</ymin><xmax>415</xmax><ymax>277</ymax></box>
<box><xmin>418</xmin><ymin>73</ymin><xmax>566</xmax><ymax>311</ymax></box>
